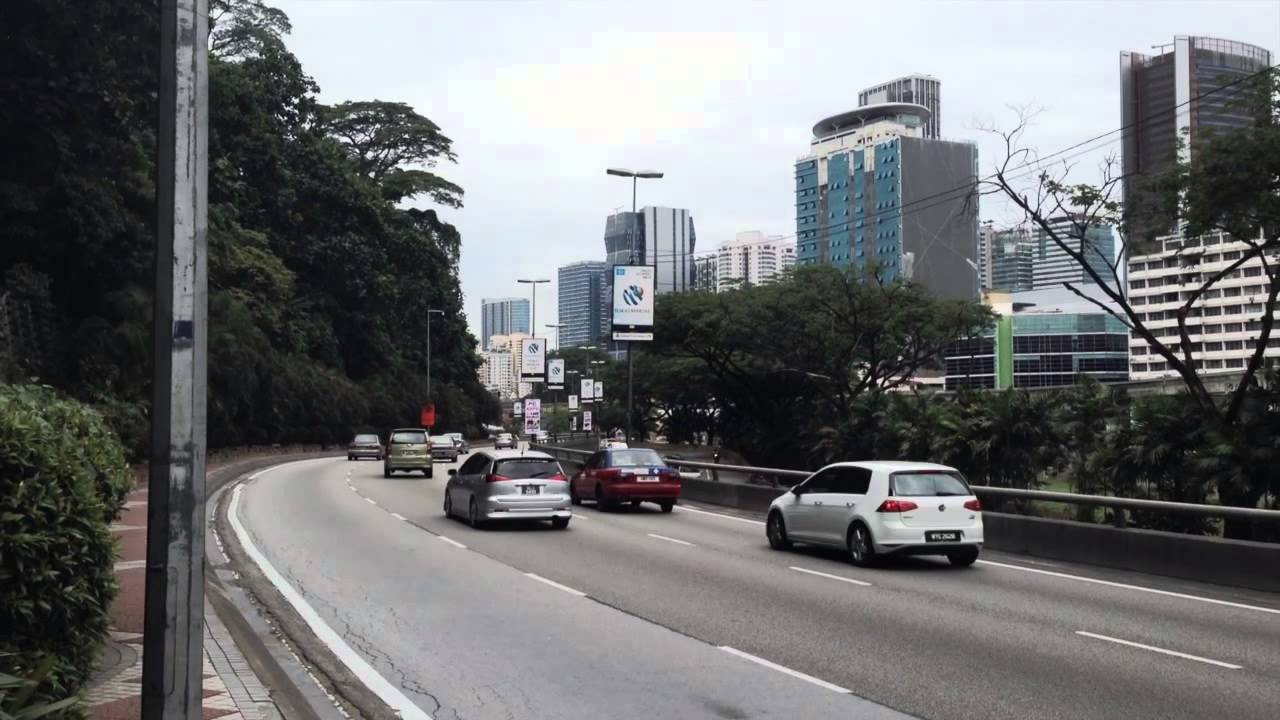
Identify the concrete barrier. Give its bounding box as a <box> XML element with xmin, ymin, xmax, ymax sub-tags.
<box><xmin>679</xmin><ymin>477</ymin><xmax>786</xmax><ymax>514</ymax></box>
<box><xmin>981</xmin><ymin>512</ymin><xmax>1280</xmax><ymax>594</ymax></box>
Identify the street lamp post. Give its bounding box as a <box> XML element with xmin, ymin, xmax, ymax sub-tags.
<box><xmin>566</xmin><ymin>369</ymin><xmax>580</xmax><ymax>437</ymax></box>
<box><xmin>517</xmin><ymin>278</ymin><xmax>550</xmax><ymax>340</ymax></box>
<box><xmin>426</xmin><ymin>308</ymin><xmax>444</xmax><ymax>428</ymax></box>
<box><xmin>606</xmin><ymin>168</ymin><xmax>663</xmax><ymax>445</ymax></box>
<box><xmin>589</xmin><ymin>359</ymin><xmax>606</xmax><ymax>441</ymax></box>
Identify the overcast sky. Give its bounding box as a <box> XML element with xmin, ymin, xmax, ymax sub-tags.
<box><xmin>275</xmin><ymin>0</ymin><xmax>1279</xmax><ymax>345</ymax></box>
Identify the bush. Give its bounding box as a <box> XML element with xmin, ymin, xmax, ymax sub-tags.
<box><xmin>0</xmin><ymin>384</ymin><xmax>131</xmax><ymax>716</ymax></box>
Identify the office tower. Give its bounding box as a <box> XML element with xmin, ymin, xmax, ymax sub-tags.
<box><xmin>1031</xmin><ymin>217</ymin><xmax>1117</xmax><ymax>290</ymax></box>
<box><xmin>989</xmin><ymin>227</ymin><xmax>1035</xmax><ymax>293</ymax></box>
<box><xmin>945</xmin><ymin>288</ymin><xmax>1129</xmax><ymax>390</ymax></box>
<box><xmin>794</xmin><ymin>102</ymin><xmax>979</xmax><ymax>299</ymax></box>
<box><xmin>641</xmin><ymin>206</ymin><xmax>697</xmax><ymax>294</ymax></box>
<box><xmin>715</xmin><ymin>231</ymin><xmax>795</xmax><ymax>291</ymax></box>
<box><xmin>1120</xmin><ymin>36</ymin><xmax>1271</xmax><ymax>238</ymax></box>
<box><xmin>486</xmin><ymin>333</ymin><xmax>533</xmax><ymax>398</ymax></box>
<box><xmin>557</xmin><ymin>260</ymin><xmax>609</xmax><ymax>348</ymax></box>
<box><xmin>978</xmin><ymin>221</ymin><xmax>995</xmax><ymax>290</ymax></box>
<box><xmin>692</xmin><ymin>254</ymin><xmax>718</xmax><ymax>292</ymax></box>
<box><xmin>859</xmin><ymin>74</ymin><xmax>941</xmax><ymax>139</ymax></box>
<box><xmin>480</xmin><ymin>297</ymin><xmax>531</xmax><ymax>351</ymax></box>
<box><xmin>1128</xmin><ymin>230</ymin><xmax>1280</xmax><ymax>380</ymax></box>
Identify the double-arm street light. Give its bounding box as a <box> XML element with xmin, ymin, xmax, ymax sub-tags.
<box><xmin>517</xmin><ymin>278</ymin><xmax>550</xmax><ymax>340</ymax></box>
<box><xmin>606</xmin><ymin>167</ymin><xmax>664</xmax><ymax>445</ymax></box>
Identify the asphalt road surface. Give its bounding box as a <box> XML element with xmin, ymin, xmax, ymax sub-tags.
<box><xmin>235</xmin><ymin>453</ymin><xmax>1280</xmax><ymax>720</ymax></box>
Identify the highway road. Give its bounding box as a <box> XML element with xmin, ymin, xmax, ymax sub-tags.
<box><xmin>233</xmin><ymin>453</ymin><xmax>1280</xmax><ymax>720</ymax></box>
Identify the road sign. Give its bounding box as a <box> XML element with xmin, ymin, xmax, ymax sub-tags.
<box><xmin>420</xmin><ymin>404</ymin><xmax>436</xmax><ymax>428</ymax></box>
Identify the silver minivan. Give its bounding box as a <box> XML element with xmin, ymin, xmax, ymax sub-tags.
<box><xmin>443</xmin><ymin>449</ymin><xmax>571</xmax><ymax>529</ymax></box>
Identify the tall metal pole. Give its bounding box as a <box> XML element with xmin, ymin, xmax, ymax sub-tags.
<box><xmin>425</xmin><ymin>308</ymin><xmax>443</xmax><ymax>428</ymax></box>
<box><xmin>626</xmin><ymin>176</ymin><xmax>636</xmax><ymax>445</ymax></box>
<box><xmin>143</xmin><ymin>1</ymin><xmax>208</xmax><ymax>718</ymax></box>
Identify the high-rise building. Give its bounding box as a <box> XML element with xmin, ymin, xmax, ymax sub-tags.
<box><xmin>480</xmin><ymin>297</ymin><xmax>530</xmax><ymax>350</ymax></box>
<box><xmin>715</xmin><ymin>231</ymin><xmax>795</xmax><ymax>291</ymax></box>
<box><xmin>1031</xmin><ymin>217</ymin><xmax>1117</xmax><ymax>291</ymax></box>
<box><xmin>478</xmin><ymin>351</ymin><xmax>514</xmax><ymax>399</ymax></box>
<box><xmin>859</xmin><ymin>74</ymin><xmax>941</xmax><ymax>139</ymax></box>
<box><xmin>486</xmin><ymin>333</ymin><xmax>533</xmax><ymax>398</ymax></box>
<box><xmin>945</xmin><ymin>288</ymin><xmax>1130</xmax><ymax>390</ymax></box>
<box><xmin>977</xmin><ymin>221</ymin><xmax>996</xmax><ymax>290</ymax></box>
<box><xmin>1120</xmin><ymin>36</ymin><xmax>1272</xmax><ymax>238</ymax></box>
<box><xmin>989</xmin><ymin>227</ymin><xmax>1035</xmax><ymax>293</ymax></box>
<box><xmin>602</xmin><ymin>207</ymin><xmax>697</xmax><ymax>293</ymax></box>
<box><xmin>692</xmin><ymin>254</ymin><xmax>718</xmax><ymax>292</ymax></box>
<box><xmin>1127</xmin><ymin>230</ymin><xmax>1280</xmax><ymax>380</ymax></box>
<box><xmin>557</xmin><ymin>261</ymin><xmax>609</xmax><ymax>349</ymax></box>
<box><xmin>794</xmin><ymin>103</ymin><xmax>978</xmax><ymax>299</ymax></box>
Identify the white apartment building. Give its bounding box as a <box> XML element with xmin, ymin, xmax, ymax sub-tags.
<box><xmin>484</xmin><ymin>333</ymin><xmax>533</xmax><ymax>398</ymax></box>
<box><xmin>716</xmin><ymin>231</ymin><xmax>796</xmax><ymax>291</ymax></box>
<box><xmin>1128</xmin><ymin>230</ymin><xmax>1280</xmax><ymax>380</ymax></box>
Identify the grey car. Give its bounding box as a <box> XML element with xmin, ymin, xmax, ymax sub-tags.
<box><xmin>430</xmin><ymin>434</ymin><xmax>459</xmax><ymax>462</ymax></box>
<box><xmin>443</xmin><ymin>449</ymin><xmax>571</xmax><ymax>529</ymax></box>
<box><xmin>494</xmin><ymin>432</ymin><xmax>517</xmax><ymax>450</ymax></box>
<box><xmin>446</xmin><ymin>432</ymin><xmax>469</xmax><ymax>453</ymax></box>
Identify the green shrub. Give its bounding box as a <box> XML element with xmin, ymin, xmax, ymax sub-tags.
<box><xmin>0</xmin><ymin>384</ymin><xmax>131</xmax><ymax>716</ymax></box>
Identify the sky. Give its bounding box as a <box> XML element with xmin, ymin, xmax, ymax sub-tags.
<box><xmin>274</xmin><ymin>0</ymin><xmax>1280</xmax><ymax>346</ymax></box>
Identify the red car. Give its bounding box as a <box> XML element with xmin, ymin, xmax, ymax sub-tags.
<box><xmin>570</xmin><ymin>448</ymin><xmax>681</xmax><ymax>512</ymax></box>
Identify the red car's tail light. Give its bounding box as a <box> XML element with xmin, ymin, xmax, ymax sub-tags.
<box><xmin>595</xmin><ymin>468</ymin><xmax>621</xmax><ymax>480</ymax></box>
<box><xmin>486</xmin><ymin>474</ymin><xmax>511</xmax><ymax>483</ymax></box>
<box><xmin>964</xmin><ymin>499</ymin><xmax>982</xmax><ymax>512</ymax></box>
<box><xmin>876</xmin><ymin>499</ymin><xmax>919</xmax><ymax>513</ymax></box>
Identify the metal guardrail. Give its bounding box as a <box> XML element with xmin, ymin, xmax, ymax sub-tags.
<box><xmin>532</xmin><ymin>444</ymin><xmax>1280</xmax><ymax>527</ymax></box>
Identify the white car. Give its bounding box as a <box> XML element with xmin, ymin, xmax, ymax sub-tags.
<box><xmin>765</xmin><ymin>461</ymin><xmax>983</xmax><ymax>567</ymax></box>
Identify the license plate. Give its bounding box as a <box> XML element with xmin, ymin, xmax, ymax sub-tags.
<box><xmin>521</xmin><ymin>486</ymin><xmax>540</xmax><ymax>496</ymax></box>
<box><xmin>925</xmin><ymin>531</ymin><xmax>961</xmax><ymax>542</ymax></box>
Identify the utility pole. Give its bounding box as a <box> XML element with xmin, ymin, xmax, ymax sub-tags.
<box><xmin>143</xmin><ymin>1</ymin><xmax>208</xmax><ymax>718</ymax></box>
<box><xmin>425</xmin><ymin>308</ymin><xmax>444</xmax><ymax>428</ymax></box>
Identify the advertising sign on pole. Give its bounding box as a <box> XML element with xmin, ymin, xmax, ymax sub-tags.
<box><xmin>612</xmin><ymin>265</ymin><xmax>656</xmax><ymax>341</ymax></box>
<box><xmin>520</xmin><ymin>338</ymin><xmax>546</xmax><ymax>381</ymax></box>
<box><xmin>547</xmin><ymin>358</ymin><xmax>565</xmax><ymax>390</ymax></box>
<box><xmin>582</xmin><ymin>411</ymin><xmax>593</xmax><ymax>432</ymax></box>
<box><xmin>420</xmin><ymin>404</ymin><xmax>436</xmax><ymax>428</ymax></box>
<box><xmin>523</xmin><ymin>398</ymin><xmax>541</xmax><ymax>434</ymax></box>
<box><xmin>513</xmin><ymin>400</ymin><xmax>523</xmax><ymax>417</ymax></box>
<box><xmin>593</xmin><ymin>381</ymin><xmax>603</xmax><ymax>401</ymax></box>
<box><xmin>568</xmin><ymin>394</ymin><xmax>579</xmax><ymax>410</ymax></box>
<box><xmin>570</xmin><ymin>415</ymin><xmax>577</xmax><ymax>432</ymax></box>
<box><xmin>580</xmin><ymin>378</ymin><xmax>593</xmax><ymax>403</ymax></box>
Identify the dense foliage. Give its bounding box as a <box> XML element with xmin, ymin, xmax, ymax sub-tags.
<box><xmin>0</xmin><ymin>0</ymin><xmax>499</xmax><ymax>458</ymax></box>
<box><xmin>0</xmin><ymin>385</ymin><xmax>132</xmax><ymax>716</ymax></box>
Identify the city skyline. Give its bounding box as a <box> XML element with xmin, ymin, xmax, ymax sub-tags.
<box><xmin>272</xmin><ymin>0</ymin><xmax>1279</xmax><ymax>343</ymax></box>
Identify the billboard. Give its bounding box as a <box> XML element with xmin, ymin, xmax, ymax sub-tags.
<box><xmin>547</xmin><ymin>358</ymin><xmax>565</xmax><ymax>390</ymax></box>
<box><xmin>570</xmin><ymin>415</ymin><xmax>577</xmax><ymax>431</ymax></box>
<box><xmin>612</xmin><ymin>265</ymin><xmax>655</xmax><ymax>341</ymax></box>
<box><xmin>520</xmin><ymin>337</ymin><xmax>546</xmax><ymax>381</ymax></box>
<box><xmin>568</xmin><ymin>394</ymin><xmax>579</xmax><ymax>410</ymax></box>
<box><xmin>513</xmin><ymin>400</ymin><xmax>523</xmax><ymax>417</ymax></box>
<box><xmin>593</xmin><ymin>381</ymin><xmax>603</xmax><ymax>401</ymax></box>
<box><xmin>580</xmin><ymin>378</ymin><xmax>593</xmax><ymax>403</ymax></box>
<box><xmin>523</xmin><ymin>399</ymin><xmax>541</xmax><ymax>433</ymax></box>
<box><xmin>582</xmin><ymin>410</ymin><xmax>593</xmax><ymax>431</ymax></box>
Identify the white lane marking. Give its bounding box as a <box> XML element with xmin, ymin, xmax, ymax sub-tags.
<box><xmin>437</xmin><ymin>536</ymin><xmax>467</xmax><ymax>549</ymax></box>
<box><xmin>677</xmin><ymin>505</ymin><xmax>765</xmax><ymax>526</ymax></box>
<box><xmin>789</xmin><ymin>566</ymin><xmax>872</xmax><ymax>587</ymax></box>
<box><xmin>391</xmin><ymin>513</ymin><xmax>407</xmax><ymax>522</ymax></box>
<box><xmin>227</xmin><ymin>485</ymin><xmax>432</xmax><ymax>720</ymax></box>
<box><xmin>717</xmin><ymin>646</ymin><xmax>850</xmax><ymax>694</ymax></box>
<box><xmin>978</xmin><ymin>559</ymin><xmax>1280</xmax><ymax>616</ymax></box>
<box><xmin>647</xmin><ymin>533</ymin><xmax>695</xmax><ymax>547</ymax></box>
<box><xmin>247</xmin><ymin>457</ymin><xmax>334</xmax><ymax>481</ymax></box>
<box><xmin>524</xmin><ymin>572</ymin><xmax>587</xmax><ymax>597</ymax></box>
<box><xmin>1075</xmin><ymin>631</ymin><xmax>1243</xmax><ymax>670</ymax></box>
<box><xmin>364</xmin><ymin>497</ymin><xmax>378</xmax><ymax>506</ymax></box>
<box><xmin>349</xmin><ymin>486</ymin><xmax>358</xmax><ymax>493</ymax></box>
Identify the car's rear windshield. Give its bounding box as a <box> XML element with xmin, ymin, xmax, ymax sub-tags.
<box><xmin>609</xmin><ymin>449</ymin><xmax>664</xmax><ymax>467</ymax></box>
<box><xmin>430</xmin><ymin>436</ymin><xmax>452</xmax><ymax>444</ymax></box>
<box><xmin>353</xmin><ymin>434</ymin><xmax>379</xmax><ymax>443</ymax></box>
<box><xmin>890</xmin><ymin>472</ymin><xmax>971</xmax><ymax>497</ymax></box>
<box><xmin>390</xmin><ymin>431</ymin><xmax>426</xmax><ymax>444</ymax></box>
<box><xmin>493</xmin><ymin>458</ymin><xmax>562</xmax><ymax>479</ymax></box>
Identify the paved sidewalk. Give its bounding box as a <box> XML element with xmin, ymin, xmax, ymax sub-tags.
<box><xmin>83</xmin><ymin>485</ymin><xmax>283</xmax><ymax>719</ymax></box>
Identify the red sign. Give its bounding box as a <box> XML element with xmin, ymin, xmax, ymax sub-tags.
<box><xmin>420</xmin><ymin>404</ymin><xmax>436</xmax><ymax>428</ymax></box>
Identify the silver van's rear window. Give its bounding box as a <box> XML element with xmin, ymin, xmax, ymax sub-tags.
<box><xmin>390</xmin><ymin>431</ymin><xmax>427</xmax><ymax>444</ymax></box>
<box><xmin>493</xmin><ymin>459</ymin><xmax>562</xmax><ymax>479</ymax></box>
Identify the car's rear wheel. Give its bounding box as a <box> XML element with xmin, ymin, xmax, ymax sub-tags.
<box><xmin>443</xmin><ymin>491</ymin><xmax>453</xmax><ymax>518</ymax></box>
<box><xmin>569</xmin><ymin>483</ymin><xmax>582</xmax><ymax>506</ymax></box>
<box><xmin>383</xmin><ymin>467</ymin><xmax>391</xmax><ymax>478</ymax></box>
<box><xmin>347</xmin><ymin>455</ymin><xmax>354</xmax><ymax>461</ymax></box>
<box><xmin>659</xmin><ymin>500</ymin><xmax>674</xmax><ymax>513</ymax></box>
<box><xmin>947</xmin><ymin>547</ymin><xmax>980</xmax><ymax>567</ymax></box>
<box><xmin>766</xmin><ymin>511</ymin><xmax>792</xmax><ymax>550</ymax></box>
<box><xmin>847</xmin><ymin>523</ymin><xmax>876</xmax><ymax>567</ymax></box>
<box><xmin>468</xmin><ymin>497</ymin><xmax>482</xmax><ymax>529</ymax></box>
<box><xmin>551</xmin><ymin>516</ymin><xmax>570</xmax><ymax>530</ymax></box>
<box><xmin>630</xmin><ymin>499</ymin><xmax>642</xmax><ymax>508</ymax></box>
<box><xmin>425</xmin><ymin>467</ymin><xmax>433</xmax><ymax>478</ymax></box>
<box><xmin>595</xmin><ymin>484</ymin><xmax>613</xmax><ymax>511</ymax></box>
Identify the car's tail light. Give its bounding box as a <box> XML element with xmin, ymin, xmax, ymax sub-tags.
<box><xmin>548</xmin><ymin>473</ymin><xmax>567</xmax><ymax>482</ymax></box>
<box><xmin>964</xmin><ymin>499</ymin><xmax>982</xmax><ymax>512</ymax></box>
<box><xmin>877</xmin><ymin>499</ymin><xmax>919</xmax><ymax>513</ymax></box>
<box><xmin>596</xmin><ymin>468</ymin><xmax>621</xmax><ymax>480</ymax></box>
<box><xmin>486</xmin><ymin>474</ymin><xmax>511</xmax><ymax>483</ymax></box>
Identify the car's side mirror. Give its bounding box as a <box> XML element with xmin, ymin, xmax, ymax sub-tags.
<box><xmin>448</xmin><ymin>469</ymin><xmax>457</xmax><ymax>477</ymax></box>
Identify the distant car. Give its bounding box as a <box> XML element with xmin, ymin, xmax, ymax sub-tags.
<box><xmin>347</xmin><ymin>433</ymin><xmax>383</xmax><ymax>461</ymax></box>
<box><xmin>446</xmin><ymin>432</ymin><xmax>469</xmax><ymax>453</ymax></box>
<box><xmin>598</xmin><ymin>438</ymin><xmax>628</xmax><ymax>450</ymax></box>
<box><xmin>443</xmin><ymin>449</ymin><xmax>571</xmax><ymax>529</ymax></box>
<box><xmin>571</xmin><ymin>447</ymin><xmax>680</xmax><ymax>513</ymax></box>
<box><xmin>530</xmin><ymin>429</ymin><xmax>550</xmax><ymax>443</ymax></box>
<box><xmin>383</xmin><ymin>428</ymin><xmax>432</xmax><ymax>478</ymax></box>
<box><xmin>494</xmin><ymin>432</ymin><xmax>517</xmax><ymax>450</ymax></box>
<box><xmin>766</xmin><ymin>461</ymin><xmax>983</xmax><ymax>567</ymax></box>
<box><xmin>430</xmin><ymin>435</ymin><xmax>459</xmax><ymax>462</ymax></box>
